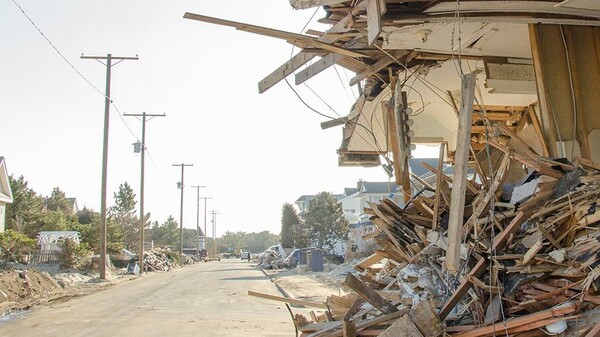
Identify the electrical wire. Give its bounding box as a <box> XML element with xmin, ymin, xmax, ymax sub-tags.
<box><xmin>12</xmin><ymin>0</ymin><xmax>107</xmax><ymax>100</ymax></box>
<box><xmin>104</xmin><ymin>0</ymin><xmax>165</xmax><ymax>112</ymax></box>
<box><xmin>13</xmin><ymin>0</ymin><xmax>142</xmax><ymax>143</ymax></box>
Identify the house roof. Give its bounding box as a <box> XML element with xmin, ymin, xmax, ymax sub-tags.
<box><xmin>344</xmin><ymin>187</ymin><xmax>358</xmax><ymax>196</ymax></box>
<box><xmin>0</xmin><ymin>157</ymin><xmax>13</xmax><ymax>204</ymax></box>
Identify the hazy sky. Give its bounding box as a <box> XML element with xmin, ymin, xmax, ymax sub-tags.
<box><xmin>1</xmin><ymin>0</ymin><xmax>397</xmax><ymax>237</ymax></box>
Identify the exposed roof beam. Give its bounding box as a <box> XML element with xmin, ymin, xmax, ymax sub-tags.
<box><xmin>295</xmin><ymin>53</ymin><xmax>345</xmax><ymax>85</ymax></box>
<box><xmin>349</xmin><ymin>50</ymin><xmax>408</xmax><ymax>86</ymax></box>
<box><xmin>183</xmin><ymin>12</ymin><xmax>365</xmax><ymax>58</ymax></box>
<box><xmin>424</xmin><ymin>1</ymin><xmax>600</xmax><ymax>19</ymax></box>
<box><xmin>289</xmin><ymin>0</ymin><xmax>351</xmax><ymax>10</ymax></box>
<box><xmin>257</xmin><ymin>1</ymin><xmax>367</xmax><ymax>93</ymax></box>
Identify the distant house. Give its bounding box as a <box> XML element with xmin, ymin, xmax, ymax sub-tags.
<box><xmin>0</xmin><ymin>157</ymin><xmax>14</xmax><ymax>233</ymax></box>
<box><xmin>295</xmin><ymin>193</ymin><xmax>344</xmax><ymax>215</ymax></box>
<box><xmin>66</xmin><ymin>198</ymin><xmax>79</xmax><ymax>214</ymax></box>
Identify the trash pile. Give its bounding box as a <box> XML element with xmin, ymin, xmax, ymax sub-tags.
<box><xmin>271</xmin><ymin>127</ymin><xmax>600</xmax><ymax>336</ymax></box>
<box><xmin>142</xmin><ymin>248</ymin><xmax>181</xmax><ymax>272</ymax></box>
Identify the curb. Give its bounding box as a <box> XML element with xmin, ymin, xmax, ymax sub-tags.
<box><xmin>259</xmin><ymin>267</ymin><xmax>293</xmax><ymax>299</ymax></box>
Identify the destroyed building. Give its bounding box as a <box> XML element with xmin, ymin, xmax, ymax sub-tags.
<box><xmin>184</xmin><ymin>1</ymin><xmax>600</xmax><ymax>336</ymax></box>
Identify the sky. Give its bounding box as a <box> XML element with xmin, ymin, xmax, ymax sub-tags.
<box><xmin>1</xmin><ymin>0</ymin><xmax>417</xmax><ymax>237</ymax></box>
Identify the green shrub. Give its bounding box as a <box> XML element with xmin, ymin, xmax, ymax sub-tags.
<box><xmin>58</xmin><ymin>238</ymin><xmax>89</xmax><ymax>269</ymax></box>
<box><xmin>0</xmin><ymin>230</ymin><xmax>36</xmax><ymax>263</ymax></box>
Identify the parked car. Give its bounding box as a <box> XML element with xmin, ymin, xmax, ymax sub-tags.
<box><xmin>241</xmin><ymin>251</ymin><xmax>251</xmax><ymax>261</ymax></box>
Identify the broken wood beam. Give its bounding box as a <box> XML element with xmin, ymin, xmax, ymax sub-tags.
<box><xmin>446</xmin><ymin>72</ymin><xmax>477</xmax><ymax>273</ymax></box>
<box><xmin>432</xmin><ymin>142</ymin><xmax>445</xmax><ymax>230</ymax></box>
<box><xmin>248</xmin><ymin>290</ymin><xmax>328</xmax><ymax>309</ymax></box>
<box><xmin>343</xmin><ymin>273</ymin><xmax>398</xmax><ymax>314</ymax></box>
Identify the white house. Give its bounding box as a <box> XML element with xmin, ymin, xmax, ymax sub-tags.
<box><xmin>0</xmin><ymin>157</ymin><xmax>13</xmax><ymax>233</ymax></box>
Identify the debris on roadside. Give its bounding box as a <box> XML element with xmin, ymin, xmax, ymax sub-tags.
<box><xmin>142</xmin><ymin>248</ymin><xmax>181</xmax><ymax>272</ymax></box>
<box><xmin>250</xmin><ymin>125</ymin><xmax>600</xmax><ymax>336</ymax></box>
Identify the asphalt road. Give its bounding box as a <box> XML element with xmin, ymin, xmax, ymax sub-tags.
<box><xmin>0</xmin><ymin>259</ymin><xmax>296</xmax><ymax>336</ymax></box>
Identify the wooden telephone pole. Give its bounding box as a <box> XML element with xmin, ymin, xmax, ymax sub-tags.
<box><xmin>81</xmin><ymin>53</ymin><xmax>138</xmax><ymax>280</ymax></box>
<box><xmin>124</xmin><ymin>112</ymin><xmax>165</xmax><ymax>273</ymax></box>
<box><xmin>172</xmin><ymin>163</ymin><xmax>193</xmax><ymax>258</ymax></box>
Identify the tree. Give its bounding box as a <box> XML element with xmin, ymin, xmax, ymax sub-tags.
<box><xmin>108</xmin><ymin>182</ymin><xmax>138</xmax><ymax>251</ymax></box>
<box><xmin>147</xmin><ymin>216</ymin><xmax>178</xmax><ymax>247</ymax></box>
<box><xmin>5</xmin><ymin>175</ymin><xmax>44</xmax><ymax>236</ymax></box>
<box><xmin>302</xmin><ymin>192</ymin><xmax>349</xmax><ymax>252</ymax></box>
<box><xmin>281</xmin><ymin>203</ymin><xmax>308</xmax><ymax>248</ymax></box>
<box><xmin>46</xmin><ymin>187</ymin><xmax>72</xmax><ymax>214</ymax></box>
<box><xmin>0</xmin><ymin>229</ymin><xmax>37</xmax><ymax>262</ymax></box>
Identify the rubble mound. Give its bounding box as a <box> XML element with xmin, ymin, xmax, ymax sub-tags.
<box><xmin>0</xmin><ymin>268</ymin><xmax>63</xmax><ymax>305</ymax></box>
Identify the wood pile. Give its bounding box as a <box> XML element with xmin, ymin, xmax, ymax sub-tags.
<box><xmin>142</xmin><ymin>248</ymin><xmax>180</xmax><ymax>272</ymax></box>
<box><xmin>271</xmin><ymin>126</ymin><xmax>600</xmax><ymax>336</ymax></box>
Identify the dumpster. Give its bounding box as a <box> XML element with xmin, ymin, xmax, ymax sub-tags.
<box><xmin>307</xmin><ymin>249</ymin><xmax>324</xmax><ymax>272</ymax></box>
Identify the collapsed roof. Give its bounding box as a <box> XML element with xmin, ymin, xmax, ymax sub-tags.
<box><xmin>184</xmin><ymin>0</ymin><xmax>600</xmax><ymax>191</ymax></box>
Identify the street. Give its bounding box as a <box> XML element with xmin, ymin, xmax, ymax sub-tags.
<box><xmin>0</xmin><ymin>259</ymin><xmax>296</xmax><ymax>336</ymax></box>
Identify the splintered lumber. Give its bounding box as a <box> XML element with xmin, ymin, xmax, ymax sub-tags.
<box><xmin>446</xmin><ymin>72</ymin><xmax>477</xmax><ymax>272</ymax></box>
<box><xmin>343</xmin><ymin>273</ymin><xmax>398</xmax><ymax>314</ymax></box>
<box><xmin>438</xmin><ymin>258</ymin><xmax>487</xmax><ymax>320</ymax></box>
<box><xmin>432</xmin><ymin>142</ymin><xmax>445</xmax><ymax>230</ymax></box>
<box><xmin>378</xmin><ymin>315</ymin><xmax>424</xmax><ymax>337</ymax></box>
<box><xmin>408</xmin><ymin>301</ymin><xmax>443</xmax><ymax>337</ymax></box>
<box><xmin>354</xmin><ymin>252</ymin><xmax>386</xmax><ymax>272</ymax></box>
<box><xmin>342</xmin><ymin>320</ymin><xmax>356</xmax><ymax>337</ymax></box>
<box><xmin>248</xmin><ymin>290</ymin><xmax>328</xmax><ymax>309</ymax></box>
<box><xmin>585</xmin><ymin>322</ymin><xmax>600</xmax><ymax>337</ymax></box>
<box><xmin>452</xmin><ymin>302</ymin><xmax>578</xmax><ymax>337</ymax></box>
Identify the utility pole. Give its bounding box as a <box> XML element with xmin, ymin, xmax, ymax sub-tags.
<box><xmin>81</xmin><ymin>53</ymin><xmax>138</xmax><ymax>280</ymax></box>
<box><xmin>210</xmin><ymin>210</ymin><xmax>220</xmax><ymax>258</ymax></box>
<box><xmin>172</xmin><ymin>163</ymin><xmax>193</xmax><ymax>258</ymax></box>
<box><xmin>124</xmin><ymin>112</ymin><xmax>165</xmax><ymax>273</ymax></box>
<box><xmin>199</xmin><ymin>197</ymin><xmax>212</xmax><ymax>251</ymax></box>
<box><xmin>191</xmin><ymin>185</ymin><xmax>206</xmax><ymax>258</ymax></box>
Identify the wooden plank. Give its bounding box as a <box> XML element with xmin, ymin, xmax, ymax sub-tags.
<box><xmin>258</xmin><ymin>11</ymin><xmax>357</xmax><ymax>93</ymax></box>
<box><xmin>394</xmin><ymin>88</ymin><xmax>412</xmax><ymax>202</ymax></box>
<box><xmin>295</xmin><ymin>53</ymin><xmax>344</xmax><ymax>85</ymax></box>
<box><xmin>527</xmin><ymin>105</ymin><xmax>549</xmax><ymax>157</ymax></box>
<box><xmin>260</xmin><ymin>51</ymin><xmax>319</xmax><ymax>94</ymax></box>
<box><xmin>350</xmin><ymin>50</ymin><xmax>408</xmax><ymax>86</ymax></box>
<box><xmin>575</xmin><ymin>156</ymin><xmax>600</xmax><ymax>171</ymax></box>
<box><xmin>386</xmin><ymin>98</ymin><xmax>404</xmax><ymax>189</ymax></box>
<box><xmin>452</xmin><ymin>302</ymin><xmax>577</xmax><ymax>337</ymax></box>
<box><xmin>378</xmin><ymin>315</ymin><xmax>424</xmax><ymax>337</ymax></box>
<box><xmin>491</xmin><ymin>211</ymin><xmax>529</xmax><ymax>252</ymax></box>
<box><xmin>290</xmin><ymin>0</ymin><xmax>348</xmax><ymax>10</ymax></box>
<box><xmin>445</xmin><ymin>72</ymin><xmax>476</xmax><ymax>273</ymax></box>
<box><xmin>564</xmin><ymin>26</ymin><xmax>591</xmax><ymax>159</ymax></box>
<box><xmin>343</xmin><ymin>320</ymin><xmax>356</xmax><ymax>337</ymax></box>
<box><xmin>247</xmin><ymin>290</ymin><xmax>328</xmax><ymax>309</ymax></box>
<box><xmin>408</xmin><ymin>300</ymin><xmax>443</xmax><ymax>337</ymax></box>
<box><xmin>584</xmin><ymin>322</ymin><xmax>600</xmax><ymax>337</ymax></box>
<box><xmin>432</xmin><ymin>143</ymin><xmax>445</xmax><ymax>230</ymax></box>
<box><xmin>528</xmin><ymin>24</ymin><xmax>558</xmax><ymax>157</ymax></box>
<box><xmin>367</xmin><ymin>0</ymin><xmax>382</xmax><ymax>46</ymax></box>
<box><xmin>438</xmin><ymin>257</ymin><xmax>487</xmax><ymax>320</ymax></box>
<box><xmin>343</xmin><ymin>273</ymin><xmax>398</xmax><ymax>314</ymax></box>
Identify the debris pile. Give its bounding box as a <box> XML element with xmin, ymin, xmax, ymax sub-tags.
<box><xmin>142</xmin><ymin>248</ymin><xmax>181</xmax><ymax>272</ymax></box>
<box><xmin>0</xmin><ymin>268</ymin><xmax>63</xmax><ymax>307</ymax></box>
<box><xmin>258</xmin><ymin>127</ymin><xmax>600</xmax><ymax>336</ymax></box>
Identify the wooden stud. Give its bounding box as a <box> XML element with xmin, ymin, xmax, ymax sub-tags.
<box><xmin>446</xmin><ymin>72</ymin><xmax>477</xmax><ymax>273</ymax></box>
<box><xmin>343</xmin><ymin>273</ymin><xmax>398</xmax><ymax>314</ymax></box>
<box><xmin>342</xmin><ymin>320</ymin><xmax>356</xmax><ymax>337</ymax></box>
<box><xmin>432</xmin><ymin>142</ymin><xmax>446</xmax><ymax>230</ymax></box>
<box><xmin>528</xmin><ymin>24</ymin><xmax>558</xmax><ymax>157</ymax></box>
